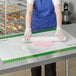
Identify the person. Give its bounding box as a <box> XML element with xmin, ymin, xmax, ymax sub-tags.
<box><xmin>24</xmin><ymin>0</ymin><xmax>64</xmax><ymax>76</ymax></box>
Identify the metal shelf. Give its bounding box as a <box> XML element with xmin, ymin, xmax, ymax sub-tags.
<box><xmin>0</xmin><ymin>0</ymin><xmax>26</xmax><ymax>37</ymax></box>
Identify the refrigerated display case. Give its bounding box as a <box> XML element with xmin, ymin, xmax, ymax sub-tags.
<box><xmin>0</xmin><ymin>0</ymin><xmax>26</xmax><ymax>38</ymax></box>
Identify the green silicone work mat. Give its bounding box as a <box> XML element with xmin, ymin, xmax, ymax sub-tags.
<box><xmin>0</xmin><ymin>29</ymin><xmax>76</xmax><ymax>64</ymax></box>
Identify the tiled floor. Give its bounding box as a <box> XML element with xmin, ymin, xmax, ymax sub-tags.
<box><xmin>0</xmin><ymin>58</ymin><xmax>76</xmax><ymax>76</ymax></box>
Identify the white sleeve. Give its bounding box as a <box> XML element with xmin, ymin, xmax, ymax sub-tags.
<box><xmin>27</xmin><ymin>0</ymin><xmax>35</xmax><ymax>4</ymax></box>
<box><xmin>52</xmin><ymin>0</ymin><xmax>61</xmax><ymax>6</ymax></box>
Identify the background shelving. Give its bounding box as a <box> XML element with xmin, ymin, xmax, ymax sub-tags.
<box><xmin>0</xmin><ymin>0</ymin><xmax>26</xmax><ymax>38</ymax></box>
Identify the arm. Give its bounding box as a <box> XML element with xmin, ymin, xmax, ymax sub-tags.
<box><xmin>54</xmin><ymin>4</ymin><xmax>62</xmax><ymax>30</ymax></box>
<box><xmin>26</xmin><ymin>3</ymin><xmax>34</xmax><ymax>28</ymax></box>
<box><xmin>24</xmin><ymin>1</ymin><xmax>34</xmax><ymax>40</ymax></box>
<box><xmin>54</xmin><ymin>4</ymin><xmax>66</xmax><ymax>41</ymax></box>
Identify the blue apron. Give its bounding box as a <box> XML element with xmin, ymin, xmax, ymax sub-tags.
<box><xmin>31</xmin><ymin>0</ymin><xmax>57</xmax><ymax>31</ymax></box>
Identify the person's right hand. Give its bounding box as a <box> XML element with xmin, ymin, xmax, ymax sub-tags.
<box><xmin>24</xmin><ymin>28</ymin><xmax>32</xmax><ymax>40</ymax></box>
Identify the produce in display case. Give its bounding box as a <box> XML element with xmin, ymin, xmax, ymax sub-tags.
<box><xmin>0</xmin><ymin>0</ymin><xmax>26</xmax><ymax>38</ymax></box>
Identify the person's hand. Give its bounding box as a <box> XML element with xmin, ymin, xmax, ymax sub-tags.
<box><xmin>55</xmin><ymin>28</ymin><xmax>66</xmax><ymax>41</ymax></box>
<box><xmin>24</xmin><ymin>28</ymin><xmax>32</xmax><ymax>40</ymax></box>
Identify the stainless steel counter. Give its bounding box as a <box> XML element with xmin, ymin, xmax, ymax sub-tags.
<box><xmin>0</xmin><ymin>23</ymin><xmax>76</xmax><ymax>76</ymax></box>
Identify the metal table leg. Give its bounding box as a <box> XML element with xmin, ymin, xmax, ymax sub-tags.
<box><xmin>65</xmin><ymin>59</ymin><xmax>69</xmax><ymax>76</ymax></box>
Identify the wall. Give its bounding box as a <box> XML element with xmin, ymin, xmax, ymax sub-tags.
<box><xmin>70</xmin><ymin>0</ymin><xmax>76</xmax><ymax>18</ymax></box>
<box><xmin>61</xmin><ymin>0</ymin><xmax>76</xmax><ymax>18</ymax></box>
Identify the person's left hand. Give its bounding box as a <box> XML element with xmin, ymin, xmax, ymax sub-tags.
<box><xmin>55</xmin><ymin>28</ymin><xmax>66</xmax><ymax>41</ymax></box>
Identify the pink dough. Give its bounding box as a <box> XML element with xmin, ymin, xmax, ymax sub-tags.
<box><xmin>32</xmin><ymin>41</ymin><xmax>53</xmax><ymax>48</ymax></box>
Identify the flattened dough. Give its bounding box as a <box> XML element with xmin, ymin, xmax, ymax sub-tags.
<box><xmin>32</xmin><ymin>41</ymin><xmax>53</xmax><ymax>47</ymax></box>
